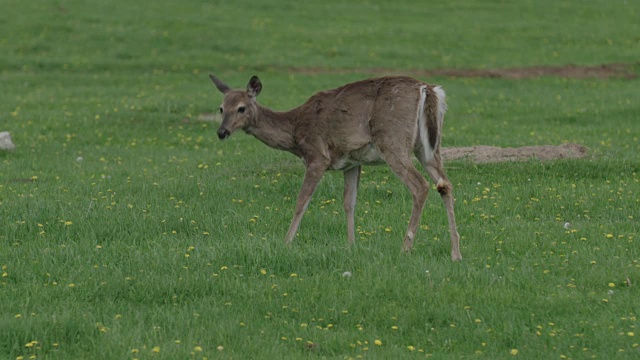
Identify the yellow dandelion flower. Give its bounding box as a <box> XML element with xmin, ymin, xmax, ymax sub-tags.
<box><xmin>510</xmin><ymin>349</ymin><xmax>518</xmax><ymax>356</ymax></box>
<box><xmin>260</xmin><ymin>269</ymin><xmax>267</xmax><ymax>275</ymax></box>
<box><xmin>151</xmin><ymin>346</ymin><xmax>160</xmax><ymax>353</ymax></box>
<box><xmin>608</xmin><ymin>283</ymin><xmax>616</xmax><ymax>288</ymax></box>
<box><xmin>407</xmin><ymin>345</ymin><xmax>415</xmax><ymax>351</ymax></box>
<box><xmin>374</xmin><ymin>339</ymin><xmax>382</xmax><ymax>346</ymax></box>
<box><xmin>194</xmin><ymin>346</ymin><xmax>203</xmax><ymax>352</ymax></box>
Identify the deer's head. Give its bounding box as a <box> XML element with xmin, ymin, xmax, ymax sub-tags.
<box><xmin>209</xmin><ymin>75</ymin><xmax>262</xmax><ymax>140</ymax></box>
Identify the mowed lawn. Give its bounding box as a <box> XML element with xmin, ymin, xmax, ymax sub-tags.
<box><xmin>1</xmin><ymin>0</ymin><xmax>639</xmax><ymax>359</ymax></box>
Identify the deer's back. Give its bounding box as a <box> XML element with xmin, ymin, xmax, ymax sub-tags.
<box><xmin>294</xmin><ymin>76</ymin><xmax>426</xmax><ymax>169</ymax></box>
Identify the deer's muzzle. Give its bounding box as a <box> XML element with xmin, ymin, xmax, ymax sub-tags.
<box><xmin>217</xmin><ymin>128</ymin><xmax>230</xmax><ymax>140</ymax></box>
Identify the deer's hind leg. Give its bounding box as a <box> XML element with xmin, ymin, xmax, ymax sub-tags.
<box><xmin>416</xmin><ymin>149</ymin><xmax>462</xmax><ymax>261</ymax></box>
<box><xmin>381</xmin><ymin>151</ymin><xmax>429</xmax><ymax>252</ymax></box>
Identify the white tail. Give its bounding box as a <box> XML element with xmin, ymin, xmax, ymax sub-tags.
<box><xmin>210</xmin><ymin>75</ymin><xmax>461</xmax><ymax>261</ymax></box>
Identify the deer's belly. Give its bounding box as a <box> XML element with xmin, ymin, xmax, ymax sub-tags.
<box><xmin>330</xmin><ymin>143</ymin><xmax>384</xmax><ymax>170</ymax></box>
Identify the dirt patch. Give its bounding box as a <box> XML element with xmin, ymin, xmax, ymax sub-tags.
<box><xmin>442</xmin><ymin>144</ymin><xmax>588</xmax><ymax>163</ymax></box>
<box><xmin>195</xmin><ymin>112</ymin><xmax>589</xmax><ymax>163</ymax></box>
<box><xmin>413</xmin><ymin>63</ymin><xmax>635</xmax><ymax>79</ymax></box>
<box><xmin>285</xmin><ymin>63</ymin><xmax>636</xmax><ymax>79</ymax></box>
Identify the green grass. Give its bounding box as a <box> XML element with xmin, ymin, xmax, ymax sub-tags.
<box><xmin>1</xmin><ymin>0</ymin><xmax>639</xmax><ymax>359</ymax></box>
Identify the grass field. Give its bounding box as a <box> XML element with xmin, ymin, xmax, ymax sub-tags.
<box><xmin>1</xmin><ymin>0</ymin><xmax>639</xmax><ymax>359</ymax></box>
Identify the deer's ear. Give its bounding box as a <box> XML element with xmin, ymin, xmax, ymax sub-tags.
<box><xmin>247</xmin><ymin>76</ymin><xmax>262</xmax><ymax>97</ymax></box>
<box><xmin>209</xmin><ymin>74</ymin><xmax>230</xmax><ymax>93</ymax></box>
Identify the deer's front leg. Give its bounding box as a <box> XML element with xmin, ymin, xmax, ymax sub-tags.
<box><xmin>343</xmin><ymin>165</ymin><xmax>361</xmax><ymax>244</ymax></box>
<box><xmin>284</xmin><ymin>162</ymin><xmax>327</xmax><ymax>244</ymax></box>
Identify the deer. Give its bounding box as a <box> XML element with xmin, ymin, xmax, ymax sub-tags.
<box><xmin>210</xmin><ymin>74</ymin><xmax>462</xmax><ymax>261</ymax></box>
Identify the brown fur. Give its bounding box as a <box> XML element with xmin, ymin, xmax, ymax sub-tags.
<box><xmin>425</xmin><ymin>86</ymin><xmax>440</xmax><ymax>149</ymax></box>
<box><xmin>211</xmin><ymin>75</ymin><xmax>462</xmax><ymax>261</ymax></box>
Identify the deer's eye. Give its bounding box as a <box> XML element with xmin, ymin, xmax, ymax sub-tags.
<box><xmin>237</xmin><ymin>106</ymin><xmax>246</xmax><ymax>114</ymax></box>
<box><xmin>218</xmin><ymin>107</ymin><xmax>223</xmax><ymax>114</ymax></box>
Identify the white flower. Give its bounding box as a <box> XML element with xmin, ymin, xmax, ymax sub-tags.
<box><xmin>563</xmin><ymin>222</ymin><xmax>571</xmax><ymax>229</ymax></box>
<box><xmin>342</xmin><ymin>271</ymin><xmax>352</xmax><ymax>278</ymax></box>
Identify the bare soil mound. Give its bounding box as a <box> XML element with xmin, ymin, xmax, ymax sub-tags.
<box><xmin>442</xmin><ymin>144</ymin><xmax>588</xmax><ymax>163</ymax></box>
<box><xmin>408</xmin><ymin>63</ymin><xmax>635</xmax><ymax>80</ymax></box>
<box><xmin>196</xmin><ymin>112</ymin><xmax>589</xmax><ymax>163</ymax></box>
<box><xmin>286</xmin><ymin>63</ymin><xmax>636</xmax><ymax>79</ymax></box>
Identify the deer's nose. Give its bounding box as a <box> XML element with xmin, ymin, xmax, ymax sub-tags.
<box><xmin>217</xmin><ymin>128</ymin><xmax>230</xmax><ymax>140</ymax></box>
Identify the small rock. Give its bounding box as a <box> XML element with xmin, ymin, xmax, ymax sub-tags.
<box><xmin>304</xmin><ymin>342</ymin><xmax>319</xmax><ymax>351</ymax></box>
<box><xmin>0</xmin><ymin>131</ymin><xmax>15</xmax><ymax>151</ymax></box>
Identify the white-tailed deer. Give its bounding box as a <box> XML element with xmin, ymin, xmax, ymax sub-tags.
<box><xmin>210</xmin><ymin>74</ymin><xmax>462</xmax><ymax>261</ymax></box>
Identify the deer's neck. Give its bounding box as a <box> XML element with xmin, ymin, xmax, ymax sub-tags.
<box><xmin>245</xmin><ymin>105</ymin><xmax>297</xmax><ymax>153</ymax></box>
